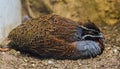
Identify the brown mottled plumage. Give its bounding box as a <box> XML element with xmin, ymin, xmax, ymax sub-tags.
<box><xmin>8</xmin><ymin>15</ymin><xmax>77</xmax><ymax>58</ymax></box>
<box><xmin>1</xmin><ymin>15</ymin><xmax>105</xmax><ymax>59</ymax></box>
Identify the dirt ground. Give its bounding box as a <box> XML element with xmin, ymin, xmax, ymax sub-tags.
<box><xmin>0</xmin><ymin>22</ymin><xmax>120</xmax><ymax>69</ymax></box>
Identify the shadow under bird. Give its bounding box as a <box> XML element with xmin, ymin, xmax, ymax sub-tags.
<box><xmin>0</xmin><ymin>15</ymin><xmax>105</xmax><ymax>59</ymax></box>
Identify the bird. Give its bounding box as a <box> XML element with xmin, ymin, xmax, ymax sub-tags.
<box><xmin>0</xmin><ymin>15</ymin><xmax>105</xmax><ymax>59</ymax></box>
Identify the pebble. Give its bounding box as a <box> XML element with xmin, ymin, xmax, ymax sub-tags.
<box><xmin>31</xmin><ymin>63</ymin><xmax>36</xmax><ymax>67</ymax></box>
<box><xmin>113</xmin><ymin>48</ymin><xmax>119</xmax><ymax>55</ymax></box>
<box><xmin>23</xmin><ymin>58</ymin><xmax>28</xmax><ymax>62</ymax></box>
<box><xmin>1</xmin><ymin>52</ymin><xmax>5</xmax><ymax>55</ymax></box>
<box><xmin>48</xmin><ymin>60</ymin><xmax>54</xmax><ymax>65</ymax></box>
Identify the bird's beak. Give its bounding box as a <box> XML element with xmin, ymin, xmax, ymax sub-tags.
<box><xmin>98</xmin><ymin>33</ymin><xmax>105</xmax><ymax>44</ymax></box>
<box><xmin>99</xmin><ymin>33</ymin><xmax>105</xmax><ymax>39</ymax></box>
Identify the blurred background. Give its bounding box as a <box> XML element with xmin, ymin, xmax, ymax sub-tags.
<box><xmin>22</xmin><ymin>0</ymin><xmax>120</xmax><ymax>25</ymax></box>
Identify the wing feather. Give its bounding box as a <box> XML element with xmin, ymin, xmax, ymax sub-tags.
<box><xmin>8</xmin><ymin>15</ymin><xmax>77</xmax><ymax>57</ymax></box>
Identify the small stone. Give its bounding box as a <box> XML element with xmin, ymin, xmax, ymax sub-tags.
<box><xmin>31</xmin><ymin>63</ymin><xmax>36</xmax><ymax>67</ymax></box>
<box><xmin>113</xmin><ymin>48</ymin><xmax>119</xmax><ymax>55</ymax></box>
<box><xmin>1</xmin><ymin>52</ymin><xmax>5</xmax><ymax>55</ymax></box>
<box><xmin>78</xmin><ymin>62</ymin><xmax>82</xmax><ymax>66</ymax></box>
<box><xmin>48</xmin><ymin>60</ymin><xmax>54</xmax><ymax>64</ymax></box>
<box><xmin>23</xmin><ymin>58</ymin><xmax>27</xmax><ymax>62</ymax></box>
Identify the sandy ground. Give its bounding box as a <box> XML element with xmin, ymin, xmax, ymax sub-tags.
<box><xmin>0</xmin><ymin>23</ymin><xmax>120</xmax><ymax>69</ymax></box>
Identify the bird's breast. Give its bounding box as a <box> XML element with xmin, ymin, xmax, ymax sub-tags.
<box><xmin>71</xmin><ymin>40</ymin><xmax>103</xmax><ymax>59</ymax></box>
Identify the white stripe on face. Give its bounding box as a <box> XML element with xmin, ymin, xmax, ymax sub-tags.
<box><xmin>81</xmin><ymin>33</ymin><xmax>104</xmax><ymax>40</ymax></box>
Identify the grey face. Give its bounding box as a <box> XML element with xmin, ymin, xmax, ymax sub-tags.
<box><xmin>81</xmin><ymin>26</ymin><xmax>104</xmax><ymax>40</ymax></box>
<box><xmin>74</xmin><ymin>26</ymin><xmax>105</xmax><ymax>42</ymax></box>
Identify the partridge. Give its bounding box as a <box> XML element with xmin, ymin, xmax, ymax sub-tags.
<box><xmin>0</xmin><ymin>15</ymin><xmax>105</xmax><ymax>59</ymax></box>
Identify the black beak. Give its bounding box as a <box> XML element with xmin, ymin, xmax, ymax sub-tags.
<box><xmin>98</xmin><ymin>33</ymin><xmax>105</xmax><ymax>44</ymax></box>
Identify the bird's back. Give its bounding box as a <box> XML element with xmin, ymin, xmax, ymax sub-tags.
<box><xmin>8</xmin><ymin>15</ymin><xmax>79</xmax><ymax>58</ymax></box>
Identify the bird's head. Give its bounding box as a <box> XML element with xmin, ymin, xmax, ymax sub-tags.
<box><xmin>73</xmin><ymin>21</ymin><xmax>105</xmax><ymax>59</ymax></box>
<box><xmin>75</xmin><ymin>21</ymin><xmax>105</xmax><ymax>42</ymax></box>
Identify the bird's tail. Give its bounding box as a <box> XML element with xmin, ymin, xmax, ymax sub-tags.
<box><xmin>0</xmin><ymin>37</ymin><xmax>11</xmax><ymax>51</ymax></box>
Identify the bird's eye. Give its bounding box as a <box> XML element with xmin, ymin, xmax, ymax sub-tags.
<box><xmin>88</xmin><ymin>31</ymin><xmax>93</xmax><ymax>34</ymax></box>
<box><xmin>88</xmin><ymin>31</ymin><xmax>99</xmax><ymax>35</ymax></box>
<box><xmin>95</xmin><ymin>31</ymin><xmax>99</xmax><ymax>34</ymax></box>
<box><xmin>93</xmin><ymin>31</ymin><xmax>99</xmax><ymax>35</ymax></box>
